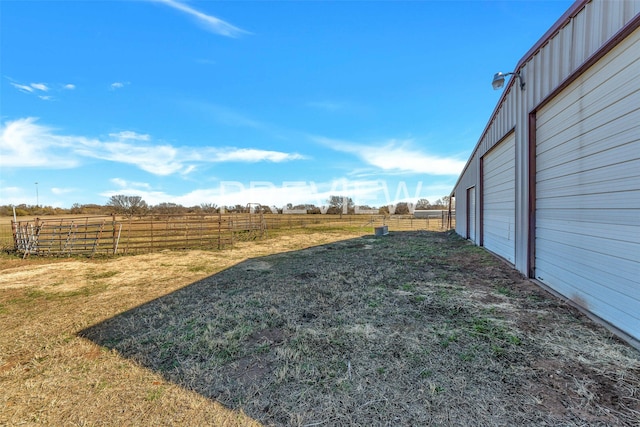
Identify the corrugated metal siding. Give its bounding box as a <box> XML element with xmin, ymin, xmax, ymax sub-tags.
<box><xmin>482</xmin><ymin>134</ymin><xmax>516</xmax><ymax>263</ymax></box>
<box><xmin>452</xmin><ymin>0</ymin><xmax>640</xmax><ymax>277</ymax></box>
<box><xmin>535</xmin><ymin>26</ymin><xmax>640</xmax><ymax>342</ymax></box>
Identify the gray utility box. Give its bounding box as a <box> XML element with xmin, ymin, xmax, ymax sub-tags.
<box><xmin>374</xmin><ymin>225</ymin><xmax>389</xmax><ymax>236</ymax></box>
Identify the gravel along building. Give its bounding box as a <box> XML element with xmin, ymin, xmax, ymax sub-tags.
<box><xmin>450</xmin><ymin>0</ymin><xmax>640</xmax><ymax>348</ymax></box>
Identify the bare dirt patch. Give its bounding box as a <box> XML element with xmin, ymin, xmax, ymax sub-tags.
<box><xmin>1</xmin><ymin>230</ymin><xmax>639</xmax><ymax>426</ymax></box>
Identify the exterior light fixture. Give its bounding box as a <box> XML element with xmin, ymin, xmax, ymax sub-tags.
<box><xmin>492</xmin><ymin>71</ymin><xmax>525</xmax><ymax>90</ymax></box>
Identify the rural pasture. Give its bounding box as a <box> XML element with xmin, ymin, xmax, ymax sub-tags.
<box><xmin>1</xmin><ymin>229</ymin><xmax>639</xmax><ymax>426</ymax></box>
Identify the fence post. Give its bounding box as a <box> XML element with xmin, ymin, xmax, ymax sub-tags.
<box><xmin>112</xmin><ymin>213</ymin><xmax>117</xmax><ymax>255</ymax></box>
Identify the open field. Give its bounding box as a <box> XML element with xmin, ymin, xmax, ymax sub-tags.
<box><xmin>1</xmin><ymin>229</ymin><xmax>639</xmax><ymax>426</ymax></box>
<box><xmin>1</xmin><ymin>213</ymin><xmax>452</xmax><ymax>257</ymax></box>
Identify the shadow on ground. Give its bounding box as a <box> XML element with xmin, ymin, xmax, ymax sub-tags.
<box><xmin>80</xmin><ymin>231</ymin><xmax>640</xmax><ymax>426</ymax></box>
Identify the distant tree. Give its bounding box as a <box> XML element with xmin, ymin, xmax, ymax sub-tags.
<box><xmin>200</xmin><ymin>203</ymin><xmax>218</xmax><ymax>213</ymax></box>
<box><xmin>431</xmin><ymin>198</ymin><xmax>446</xmax><ymax>209</ymax></box>
<box><xmin>327</xmin><ymin>195</ymin><xmax>355</xmax><ymax>215</ymax></box>
<box><xmin>70</xmin><ymin>203</ymin><xmax>83</xmax><ymax>214</ymax></box>
<box><xmin>394</xmin><ymin>202</ymin><xmax>410</xmax><ymax>215</ymax></box>
<box><xmin>442</xmin><ymin>196</ymin><xmax>451</xmax><ymax>208</ymax></box>
<box><xmin>378</xmin><ymin>205</ymin><xmax>390</xmax><ymax>215</ymax></box>
<box><xmin>83</xmin><ymin>204</ymin><xmax>106</xmax><ymax>214</ymax></box>
<box><xmin>153</xmin><ymin>202</ymin><xmax>184</xmax><ymax>215</ymax></box>
<box><xmin>415</xmin><ymin>198</ymin><xmax>431</xmax><ymax>210</ymax></box>
<box><xmin>107</xmin><ymin>195</ymin><xmax>148</xmax><ymax>217</ymax></box>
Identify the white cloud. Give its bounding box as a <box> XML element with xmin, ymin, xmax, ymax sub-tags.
<box><xmin>110</xmin><ymin>82</ymin><xmax>125</xmax><ymax>90</ymax></box>
<box><xmin>0</xmin><ymin>117</ymin><xmax>79</xmax><ymax>168</ymax></box>
<box><xmin>109</xmin><ymin>131</ymin><xmax>151</xmax><ymax>141</ymax></box>
<box><xmin>0</xmin><ymin>117</ymin><xmax>306</xmax><ymax>176</ymax></box>
<box><xmin>9</xmin><ymin>80</ymin><xmax>75</xmax><ymax>98</ymax></box>
<box><xmin>10</xmin><ymin>82</ymin><xmax>34</xmax><ymax>93</ymax></box>
<box><xmin>30</xmin><ymin>83</ymin><xmax>49</xmax><ymax>91</ymax></box>
<box><xmin>78</xmin><ymin>141</ymin><xmax>184</xmax><ymax>175</ymax></box>
<box><xmin>205</xmin><ymin>148</ymin><xmax>306</xmax><ymax>163</ymax></box>
<box><xmin>51</xmin><ymin>187</ymin><xmax>75</xmax><ymax>195</ymax></box>
<box><xmin>110</xmin><ymin>178</ymin><xmax>152</xmax><ymax>189</ymax></box>
<box><xmin>153</xmin><ymin>0</ymin><xmax>249</xmax><ymax>37</ymax></box>
<box><xmin>314</xmin><ymin>136</ymin><xmax>466</xmax><ymax>176</ymax></box>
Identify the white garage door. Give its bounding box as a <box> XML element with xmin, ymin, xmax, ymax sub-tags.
<box><xmin>535</xmin><ymin>27</ymin><xmax>640</xmax><ymax>341</ymax></box>
<box><xmin>467</xmin><ymin>187</ymin><xmax>476</xmax><ymax>242</ymax></box>
<box><xmin>483</xmin><ymin>134</ymin><xmax>516</xmax><ymax>263</ymax></box>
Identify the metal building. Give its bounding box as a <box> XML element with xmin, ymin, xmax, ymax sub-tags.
<box><xmin>451</xmin><ymin>0</ymin><xmax>640</xmax><ymax>347</ymax></box>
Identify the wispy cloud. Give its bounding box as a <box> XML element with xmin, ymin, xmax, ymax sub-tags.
<box><xmin>51</xmin><ymin>187</ymin><xmax>75</xmax><ymax>195</ymax></box>
<box><xmin>202</xmin><ymin>148</ymin><xmax>306</xmax><ymax>163</ymax></box>
<box><xmin>10</xmin><ymin>82</ymin><xmax>34</xmax><ymax>93</ymax></box>
<box><xmin>0</xmin><ymin>117</ymin><xmax>306</xmax><ymax>175</ymax></box>
<box><xmin>152</xmin><ymin>0</ymin><xmax>249</xmax><ymax>37</ymax></box>
<box><xmin>110</xmin><ymin>178</ymin><xmax>152</xmax><ymax>190</ymax></box>
<box><xmin>108</xmin><ymin>131</ymin><xmax>151</xmax><ymax>141</ymax></box>
<box><xmin>110</xmin><ymin>82</ymin><xmax>126</xmax><ymax>90</ymax></box>
<box><xmin>314</xmin><ymin>136</ymin><xmax>466</xmax><ymax>176</ymax></box>
<box><xmin>0</xmin><ymin>117</ymin><xmax>80</xmax><ymax>168</ymax></box>
<box><xmin>30</xmin><ymin>83</ymin><xmax>49</xmax><ymax>91</ymax></box>
<box><xmin>8</xmin><ymin>79</ymin><xmax>75</xmax><ymax>100</ymax></box>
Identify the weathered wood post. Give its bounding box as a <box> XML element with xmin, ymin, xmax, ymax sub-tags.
<box><xmin>112</xmin><ymin>213</ymin><xmax>117</xmax><ymax>255</ymax></box>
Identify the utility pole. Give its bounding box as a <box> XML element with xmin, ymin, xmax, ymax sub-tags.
<box><xmin>35</xmin><ymin>182</ymin><xmax>39</xmax><ymax>207</ymax></box>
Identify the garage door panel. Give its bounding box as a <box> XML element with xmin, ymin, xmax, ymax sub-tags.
<box><xmin>537</xmin><ymin>113</ymin><xmax>640</xmax><ymax>168</ymax></box>
<box><xmin>467</xmin><ymin>187</ymin><xmax>476</xmax><ymax>242</ymax></box>
<box><xmin>537</xmin><ymin>208</ymin><xmax>639</xmax><ymax>225</ymax></box>
<box><xmin>484</xmin><ymin>194</ymin><xmax>514</xmax><ymax>206</ymax></box>
<box><xmin>537</xmin><ymin>167</ymin><xmax>640</xmax><ymax>197</ymax></box>
<box><xmin>535</xmin><ymin>249</ymin><xmax>639</xmax><ymax>305</ymax></box>
<box><xmin>535</xmin><ymin>26</ymin><xmax>640</xmax><ymax>342</ymax></box>
<box><xmin>534</xmin><ymin>258</ymin><xmax>640</xmax><ymax>330</ymax></box>
<box><xmin>536</xmin><ymin>189</ymin><xmax>640</xmax><ymax>209</ymax></box>
<box><xmin>536</xmin><ymin>218</ymin><xmax>639</xmax><ymax>243</ymax></box>
<box><xmin>486</xmin><ymin>149</ymin><xmax>514</xmax><ymax>169</ymax></box>
<box><xmin>536</xmin><ymin>227</ymin><xmax>640</xmax><ymax>264</ymax></box>
<box><xmin>537</xmin><ymin>157</ymin><xmax>640</xmax><ymax>191</ymax></box>
<box><xmin>537</xmin><ymin>69</ymin><xmax>640</xmax><ymax>141</ymax></box>
<box><xmin>483</xmin><ymin>134</ymin><xmax>515</xmax><ymax>263</ymax></box>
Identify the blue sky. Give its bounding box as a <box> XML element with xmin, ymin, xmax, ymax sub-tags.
<box><xmin>1</xmin><ymin>0</ymin><xmax>573</xmax><ymax>209</ymax></box>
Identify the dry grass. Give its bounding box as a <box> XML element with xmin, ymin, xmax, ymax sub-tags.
<box><xmin>0</xmin><ymin>230</ymin><xmax>366</xmax><ymax>426</ymax></box>
<box><xmin>1</xmin><ymin>230</ymin><xmax>639</xmax><ymax>426</ymax></box>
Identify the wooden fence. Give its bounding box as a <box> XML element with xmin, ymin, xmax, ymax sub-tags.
<box><xmin>264</xmin><ymin>213</ymin><xmax>455</xmax><ymax>232</ymax></box>
<box><xmin>10</xmin><ymin>211</ymin><xmax>455</xmax><ymax>258</ymax></box>
<box><xmin>11</xmin><ymin>213</ymin><xmax>266</xmax><ymax>258</ymax></box>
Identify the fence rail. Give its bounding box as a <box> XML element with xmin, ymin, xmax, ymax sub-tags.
<box><xmin>10</xmin><ymin>212</ymin><xmax>454</xmax><ymax>257</ymax></box>
<box><xmin>11</xmin><ymin>213</ymin><xmax>266</xmax><ymax>258</ymax></box>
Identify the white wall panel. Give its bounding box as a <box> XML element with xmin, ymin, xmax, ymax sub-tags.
<box><xmin>535</xmin><ymin>26</ymin><xmax>640</xmax><ymax>342</ymax></box>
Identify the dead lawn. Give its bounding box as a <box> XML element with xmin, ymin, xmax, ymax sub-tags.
<box><xmin>1</xmin><ymin>230</ymin><xmax>639</xmax><ymax>426</ymax></box>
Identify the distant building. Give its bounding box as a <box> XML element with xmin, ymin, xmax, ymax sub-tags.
<box><xmin>451</xmin><ymin>0</ymin><xmax>640</xmax><ymax>348</ymax></box>
<box><xmin>413</xmin><ymin>210</ymin><xmax>446</xmax><ymax>219</ymax></box>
